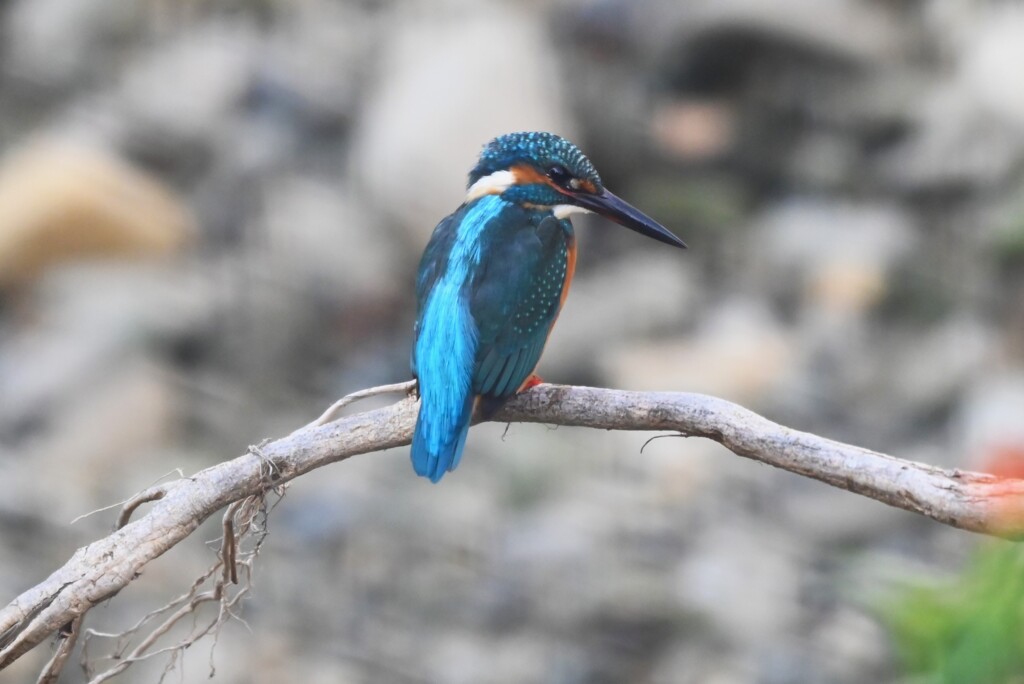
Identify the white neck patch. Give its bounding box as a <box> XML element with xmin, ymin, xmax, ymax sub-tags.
<box><xmin>465</xmin><ymin>170</ymin><xmax>515</xmax><ymax>202</ymax></box>
<box><xmin>553</xmin><ymin>204</ymin><xmax>591</xmax><ymax>219</ymax></box>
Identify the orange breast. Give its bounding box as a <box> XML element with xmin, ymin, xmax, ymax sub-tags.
<box><xmin>558</xmin><ymin>233</ymin><xmax>577</xmax><ymax>310</ymax></box>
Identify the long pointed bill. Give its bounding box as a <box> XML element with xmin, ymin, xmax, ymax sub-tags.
<box><xmin>572</xmin><ymin>189</ymin><xmax>687</xmax><ymax>248</ymax></box>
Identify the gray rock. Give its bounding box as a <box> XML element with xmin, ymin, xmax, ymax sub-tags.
<box><xmin>543</xmin><ymin>250</ymin><xmax>697</xmax><ymax>373</ymax></box>
<box><xmin>256</xmin><ymin>2</ymin><xmax>370</xmax><ymax>129</ymax></box>
<box><xmin>598</xmin><ymin>298</ymin><xmax>794</xmax><ymax>406</ymax></box>
<box><xmin>260</xmin><ymin>175</ymin><xmax>397</xmax><ymax>301</ymax></box>
<box><xmin>751</xmin><ymin>199</ymin><xmax>917</xmax><ymax>317</ymax></box>
<box><xmin>779</xmin><ymin>475</ymin><xmax>917</xmax><ymax>547</ymax></box>
<box><xmin>4</xmin><ymin>0</ymin><xmax>128</xmax><ymax>88</ymax></box>
<box><xmin>116</xmin><ymin>24</ymin><xmax>257</xmax><ymax>147</ymax></box>
<box><xmin>647</xmin><ymin>0</ymin><xmax>905</xmax><ymax>67</ymax></box>
<box><xmin>652</xmin><ymin>639</ymin><xmax>756</xmax><ymax>684</ymax></box>
<box><xmin>881</xmin><ymin>7</ymin><xmax>1024</xmax><ymax>190</ymax></box>
<box><xmin>349</xmin><ymin>6</ymin><xmax>573</xmax><ymax>239</ymax></box>
<box><xmin>955</xmin><ymin>370</ymin><xmax>1024</xmax><ymax>468</ymax></box>
<box><xmin>672</xmin><ymin>522</ymin><xmax>804</xmax><ymax>649</ymax></box>
<box><xmin>0</xmin><ymin>264</ymin><xmax>211</xmax><ymax>443</ymax></box>
<box><xmin>812</xmin><ymin>607</ymin><xmax>891</xmax><ymax>684</ymax></box>
<box><xmin>957</xmin><ymin>8</ymin><xmax>1024</xmax><ymax>130</ymax></box>
<box><xmin>886</xmin><ymin>316</ymin><xmax>995</xmax><ymax>417</ymax></box>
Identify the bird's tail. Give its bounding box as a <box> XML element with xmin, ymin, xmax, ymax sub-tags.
<box><xmin>411</xmin><ymin>392</ymin><xmax>474</xmax><ymax>483</ymax></box>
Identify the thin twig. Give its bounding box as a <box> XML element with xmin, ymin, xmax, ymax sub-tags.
<box><xmin>70</xmin><ymin>467</ymin><xmax>183</xmax><ymax>526</ymax></box>
<box><xmin>115</xmin><ymin>485</ymin><xmax>171</xmax><ymax>530</ymax></box>
<box><xmin>300</xmin><ymin>379</ymin><xmax>416</xmax><ymax>431</ymax></box>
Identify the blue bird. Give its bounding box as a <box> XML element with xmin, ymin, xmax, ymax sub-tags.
<box><xmin>411</xmin><ymin>131</ymin><xmax>686</xmax><ymax>482</ymax></box>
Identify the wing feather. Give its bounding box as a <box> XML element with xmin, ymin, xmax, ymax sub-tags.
<box><xmin>470</xmin><ymin>215</ymin><xmax>571</xmax><ymax>400</ymax></box>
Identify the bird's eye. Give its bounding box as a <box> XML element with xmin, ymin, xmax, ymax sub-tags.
<box><xmin>546</xmin><ymin>164</ymin><xmax>572</xmax><ymax>187</ymax></box>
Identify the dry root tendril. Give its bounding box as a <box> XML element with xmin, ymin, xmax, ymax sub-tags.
<box><xmin>68</xmin><ymin>490</ymin><xmax>283</xmax><ymax>684</ymax></box>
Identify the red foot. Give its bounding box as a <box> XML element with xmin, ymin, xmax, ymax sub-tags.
<box><xmin>519</xmin><ymin>374</ymin><xmax>544</xmax><ymax>391</ymax></box>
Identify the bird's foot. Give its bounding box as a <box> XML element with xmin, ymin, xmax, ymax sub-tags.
<box><xmin>519</xmin><ymin>374</ymin><xmax>544</xmax><ymax>391</ymax></box>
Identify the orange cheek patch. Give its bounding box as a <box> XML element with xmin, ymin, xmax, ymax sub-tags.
<box><xmin>575</xmin><ymin>179</ymin><xmax>597</xmax><ymax>194</ymax></box>
<box><xmin>510</xmin><ymin>163</ymin><xmax>552</xmax><ymax>187</ymax></box>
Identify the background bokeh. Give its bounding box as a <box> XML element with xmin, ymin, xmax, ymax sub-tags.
<box><xmin>2</xmin><ymin>0</ymin><xmax>1024</xmax><ymax>682</ymax></box>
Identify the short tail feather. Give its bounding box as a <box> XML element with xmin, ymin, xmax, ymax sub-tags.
<box><xmin>411</xmin><ymin>393</ymin><xmax>474</xmax><ymax>483</ymax></box>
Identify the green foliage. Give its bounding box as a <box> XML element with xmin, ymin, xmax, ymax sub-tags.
<box><xmin>875</xmin><ymin>264</ymin><xmax>957</xmax><ymax>325</ymax></box>
<box><xmin>993</xmin><ymin>211</ymin><xmax>1024</xmax><ymax>270</ymax></box>
<box><xmin>883</xmin><ymin>543</ymin><xmax>1024</xmax><ymax>684</ymax></box>
<box><xmin>633</xmin><ymin>174</ymin><xmax>747</xmax><ymax>234</ymax></box>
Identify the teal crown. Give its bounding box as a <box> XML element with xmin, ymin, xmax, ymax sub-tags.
<box><xmin>468</xmin><ymin>131</ymin><xmax>603</xmax><ymax>190</ymax></box>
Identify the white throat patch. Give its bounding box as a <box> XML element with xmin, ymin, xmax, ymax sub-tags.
<box><xmin>465</xmin><ymin>170</ymin><xmax>515</xmax><ymax>202</ymax></box>
<box><xmin>553</xmin><ymin>204</ymin><xmax>591</xmax><ymax>219</ymax></box>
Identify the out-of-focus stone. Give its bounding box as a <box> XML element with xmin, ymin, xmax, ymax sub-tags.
<box><xmin>881</xmin><ymin>91</ymin><xmax>1023</xmax><ymax>191</ymax></box>
<box><xmin>780</xmin><ymin>476</ymin><xmax>916</xmax><ymax>546</ymax></box>
<box><xmin>672</xmin><ymin>522</ymin><xmax>803</xmax><ymax>648</ymax></box>
<box><xmin>956</xmin><ymin>371</ymin><xmax>1024</xmax><ymax>469</ymax></box>
<box><xmin>0</xmin><ymin>263</ymin><xmax>221</xmax><ymax>448</ymax></box>
<box><xmin>807</xmin><ymin>263</ymin><xmax>886</xmax><ymax>317</ymax></box>
<box><xmin>425</xmin><ymin>631</ymin><xmax>549</xmax><ymax>684</ymax></box>
<box><xmin>887</xmin><ymin>316</ymin><xmax>994</xmax><ymax>415</ymax></box>
<box><xmin>257</xmin><ymin>2</ymin><xmax>369</xmax><ymax>128</ymax></box>
<box><xmin>752</xmin><ymin>200</ymin><xmax>916</xmax><ymax>317</ymax></box>
<box><xmin>349</xmin><ymin>6</ymin><xmax>572</xmax><ymax>239</ymax></box>
<box><xmin>882</xmin><ymin>7</ymin><xmax>1024</xmax><ymax>191</ymax></box>
<box><xmin>117</xmin><ymin>24</ymin><xmax>256</xmax><ymax>146</ymax></box>
<box><xmin>652</xmin><ymin>639</ymin><xmax>755</xmax><ymax>684</ymax></box>
<box><xmin>960</xmin><ymin>7</ymin><xmax>1024</xmax><ymax>129</ymax></box>
<box><xmin>647</xmin><ymin>0</ymin><xmax>904</xmax><ymax>67</ymax></box>
<box><xmin>498</xmin><ymin>494</ymin><xmax>607</xmax><ymax>580</ymax></box>
<box><xmin>599</xmin><ymin>299</ymin><xmax>793</xmax><ymax>406</ymax></box>
<box><xmin>261</xmin><ymin>175</ymin><xmax>397</xmax><ymax>301</ymax></box>
<box><xmin>0</xmin><ymin>141</ymin><xmax>193</xmax><ymax>287</ymax></box>
<box><xmin>813</xmin><ymin>607</ymin><xmax>890</xmax><ymax>683</ymax></box>
<box><xmin>5</xmin><ymin>357</ymin><xmax>176</xmax><ymax>523</ymax></box>
<box><xmin>652</xmin><ymin>99</ymin><xmax>736</xmax><ymax>161</ymax></box>
<box><xmin>3</xmin><ymin>0</ymin><xmax>128</xmax><ymax>88</ymax></box>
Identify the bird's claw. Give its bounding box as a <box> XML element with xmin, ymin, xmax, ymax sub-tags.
<box><xmin>519</xmin><ymin>374</ymin><xmax>544</xmax><ymax>391</ymax></box>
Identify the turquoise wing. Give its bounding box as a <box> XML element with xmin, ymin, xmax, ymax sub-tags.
<box><xmin>411</xmin><ymin>212</ymin><xmax>457</xmax><ymax>379</ymax></box>
<box><xmin>470</xmin><ymin>215</ymin><xmax>572</xmax><ymax>399</ymax></box>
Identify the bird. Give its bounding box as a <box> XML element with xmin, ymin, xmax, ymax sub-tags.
<box><xmin>410</xmin><ymin>131</ymin><xmax>686</xmax><ymax>482</ymax></box>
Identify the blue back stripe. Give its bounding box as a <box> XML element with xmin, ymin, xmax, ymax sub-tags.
<box><xmin>413</xmin><ymin>195</ymin><xmax>508</xmax><ymax>470</ymax></box>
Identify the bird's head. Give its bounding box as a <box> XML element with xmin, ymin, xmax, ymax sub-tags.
<box><xmin>466</xmin><ymin>131</ymin><xmax>686</xmax><ymax>248</ymax></box>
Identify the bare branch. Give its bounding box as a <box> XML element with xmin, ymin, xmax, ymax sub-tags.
<box><xmin>2</xmin><ymin>383</ymin><xmax>1022</xmax><ymax>673</ymax></box>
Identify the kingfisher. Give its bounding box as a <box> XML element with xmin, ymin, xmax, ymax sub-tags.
<box><xmin>411</xmin><ymin>131</ymin><xmax>686</xmax><ymax>482</ymax></box>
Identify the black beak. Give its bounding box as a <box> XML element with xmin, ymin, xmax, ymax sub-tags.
<box><xmin>572</xmin><ymin>189</ymin><xmax>687</xmax><ymax>249</ymax></box>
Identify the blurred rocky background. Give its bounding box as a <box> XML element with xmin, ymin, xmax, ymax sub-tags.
<box><xmin>1</xmin><ymin>0</ymin><xmax>1023</xmax><ymax>682</ymax></box>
